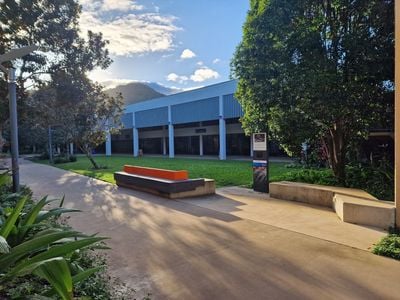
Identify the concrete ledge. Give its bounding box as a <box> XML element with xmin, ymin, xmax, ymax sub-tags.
<box><xmin>334</xmin><ymin>194</ymin><xmax>395</xmax><ymax>229</ymax></box>
<box><xmin>270</xmin><ymin>181</ymin><xmax>395</xmax><ymax>230</ymax></box>
<box><xmin>270</xmin><ymin>181</ymin><xmax>334</xmax><ymax>207</ymax></box>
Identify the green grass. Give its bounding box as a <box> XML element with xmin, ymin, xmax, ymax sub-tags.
<box><xmin>36</xmin><ymin>155</ymin><xmax>300</xmax><ymax>188</ymax></box>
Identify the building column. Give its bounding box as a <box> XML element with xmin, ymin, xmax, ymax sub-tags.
<box><xmin>163</xmin><ymin>136</ymin><xmax>167</xmax><ymax>156</ymax></box>
<box><xmin>133</xmin><ymin>128</ymin><xmax>139</xmax><ymax>157</ymax></box>
<box><xmin>199</xmin><ymin>134</ymin><xmax>203</xmax><ymax>156</ymax></box>
<box><xmin>168</xmin><ymin>106</ymin><xmax>175</xmax><ymax>158</ymax></box>
<box><xmin>250</xmin><ymin>135</ymin><xmax>254</xmax><ymax>157</ymax></box>
<box><xmin>133</xmin><ymin>113</ymin><xmax>139</xmax><ymax>157</ymax></box>
<box><xmin>105</xmin><ymin>131</ymin><xmax>112</xmax><ymax>156</ymax></box>
<box><xmin>69</xmin><ymin>143</ymin><xmax>74</xmax><ymax>156</ymax></box>
<box><xmin>219</xmin><ymin>95</ymin><xmax>226</xmax><ymax>160</ymax></box>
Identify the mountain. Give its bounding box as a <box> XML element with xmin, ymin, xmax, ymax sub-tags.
<box><xmin>144</xmin><ymin>82</ymin><xmax>181</xmax><ymax>95</ymax></box>
<box><xmin>106</xmin><ymin>82</ymin><xmax>165</xmax><ymax>105</ymax></box>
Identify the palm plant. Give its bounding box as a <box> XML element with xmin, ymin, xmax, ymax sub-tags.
<box><xmin>0</xmin><ymin>173</ymin><xmax>107</xmax><ymax>299</ymax></box>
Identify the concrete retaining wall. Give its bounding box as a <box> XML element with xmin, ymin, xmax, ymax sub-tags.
<box><xmin>270</xmin><ymin>181</ymin><xmax>395</xmax><ymax>230</ymax></box>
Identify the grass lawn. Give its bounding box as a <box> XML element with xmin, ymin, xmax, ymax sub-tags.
<box><xmin>36</xmin><ymin>155</ymin><xmax>300</xmax><ymax>188</ymax></box>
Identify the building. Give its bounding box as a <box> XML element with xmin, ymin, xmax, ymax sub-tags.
<box><xmin>105</xmin><ymin>80</ymin><xmax>258</xmax><ymax>160</ymax></box>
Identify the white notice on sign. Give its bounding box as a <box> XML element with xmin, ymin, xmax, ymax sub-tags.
<box><xmin>253</xmin><ymin>133</ymin><xmax>267</xmax><ymax>151</ymax></box>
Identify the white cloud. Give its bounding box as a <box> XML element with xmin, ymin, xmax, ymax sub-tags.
<box><xmin>190</xmin><ymin>67</ymin><xmax>220</xmax><ymax>82</ymax></box>
<box><xmin>213</xmin><ymin>58</ymin><xmax>221</xmax><ymax>64</ymax></box>
<box><xmin>101</xmin><ymin>0</ymin><xmax>144</xmax><ymax>11</ymax></box>
<box><xmin>166</xmin><ymin>73</ymin><xmax>189</xmax><ymax>84</ymax></box>
<box><xmin>79</xmin><ymin>1</ymin><xmax>180</xmax><ymax>56</ymax></box>
<box><xmin>180</xmin><ymin>49</ymin><xmax>196</xmax><ymax>59</ymax></box>
<box><xmin>166</xmin><ymin>66</ymin><xmax>220</xmax><ymax>84</ymax></box>
<box><xmin>196</xmin><ymin>61</ymin><xmax>204</xmax><ymax>66</ymax></box>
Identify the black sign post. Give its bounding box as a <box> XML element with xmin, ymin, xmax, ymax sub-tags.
<box><xmin>252</xmin><ymin>132</ymin><xmax>269</xmax><ymax>193</ymax></box>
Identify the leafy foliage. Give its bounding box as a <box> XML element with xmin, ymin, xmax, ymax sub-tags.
<box><xmin>345</xmin><ymin>162</ymin><xmax>394</xmax><ymax>201</ymax></box>
<box><xmin>274</xmin><ymin>168</ymin><xmax>338</xmax><ymax>186</ymax></box>
<box><xmin>373</xmin><ymin>233</ymin><xmax>400</xmax><ymax>260</ymax></box>
<box><xmin>53</xmin><ymin>155</ymin><xmax>77</xmax><ymax>164</ymax></box>
<box><xmin>72</xmin><ymin>250</ymin><xmax>136</xmax><ymax>300</ymax></box>
<box><xmin>274</xmin><ymin>162</ymin><xmax>394</xmax><ymax>200</ymax></box>
<box><xmin>0</xmin><ymin>0</ymin><xmax>113</xmax><ymax>162</ymax></box>
<box><xmin>0</xmin><ymin>173</ymin><xmax>108</xmax><ymax>299</ymax></box>
<box><xmin>232</xmin><ymin>0</ymin><xmax>394</xmax><ymax>183</ymax></box>
<box><xmin>26</xmin><ymin>71</ymin><xmax>124</xmax><ymax>169</ymax></box>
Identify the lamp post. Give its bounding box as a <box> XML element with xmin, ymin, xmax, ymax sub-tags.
<box><xmin>395</xmin><ymin>1</ymin><xmax>400</xmax><ymax>229</ymax></box>
<box><xmin>0</xmin><ymin>45</ymin><xmax>38</xmax><ymax>192</ymax></box>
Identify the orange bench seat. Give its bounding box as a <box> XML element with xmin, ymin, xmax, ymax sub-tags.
<box><xmin>123</xmin><ymin>165</ymin><xmax>189</xmax><ymax>181</ymax></box>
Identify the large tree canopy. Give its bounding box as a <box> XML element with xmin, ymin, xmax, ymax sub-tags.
<box><xmin>0</xmin><ymin>0</ymin><xmax>111</xmax><ymax>150</ymax></box>
<box><xmin>26</xmin><ymin>72</ymin><xmax>123</xmax><ymax>168</ymax></box>
<box><xmin>232</xmin><ymin>0</ymin><xmax>394</xmax><ymax>182</ymax></box>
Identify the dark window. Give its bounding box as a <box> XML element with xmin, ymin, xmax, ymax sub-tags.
<box><xmin>139</xmin><ymin>126</ymin><xmax>164</xmax><ymax>132</ymax></box>
<box><xmin>139</xmin><ymin>138</ymin><xmax>163</xmax><ymax>154</ymax></box>
<box><xmin>203</xmin><ymin>135</ymin><xmax>219</xmax><ymax>155</ymax></box>
<box><xmin>227</xmin><ymin>134</ymin><xmax>250</xmax><ymax>156</ymax></box>
<box><xmin>225</xmin><ymin>118</ymin><xmax>241</xmax><ymax>124</ymax></box>
<box><xmin>175</xmin><ymin>136</ymin><xmax>200</xmax><ymax>155</ymax></box>
<box><xmin>111</xmin><ymin>129</ymin><xmax>133</xmax><ymax>154</ymax></box>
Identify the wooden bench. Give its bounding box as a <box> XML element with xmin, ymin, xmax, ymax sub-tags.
<box><xmin>123</xmin><ymin>165</ymin><xmax>188</xmax><ymax>180</ymax></box>
<box><xmin>114</xmin><ymin>165</ymin><xmax>215</xmax><ymax>199</ymax></box>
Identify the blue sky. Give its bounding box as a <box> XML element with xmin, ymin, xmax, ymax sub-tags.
<box><xmin>79</xmin><ymin>0</ymin><xmax>249</xmax><ymax>90</ymax></box>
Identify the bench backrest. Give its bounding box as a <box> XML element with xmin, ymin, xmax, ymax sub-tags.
<box><xmin>123</xmin><ymin>165</ymin><xmax>189</xmax><ymax>181</ymax></box>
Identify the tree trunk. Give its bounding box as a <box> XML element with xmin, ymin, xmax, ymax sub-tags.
<box><xmin>323</xmin><ymin>121</ymin><xmax>347</xmax><ymax>185</ymax></box>
<box><xmin>79</xmin><ymin>144</ymin><xmax>100</xmax><ymax>169</ymax></box>
<box><xmin>0</xmin><ymin>127</ymin><xmax>4</xmax><ymax>153</ymax></box>
<box><xmin>87</xmin><ymin>152</ymin><xmax>100</xmax><ymax>169</ymax></box>
<box><xmin>66</xmin><ymin>144</ymin><xmax>70</xmax><ymax>160</ymax></box>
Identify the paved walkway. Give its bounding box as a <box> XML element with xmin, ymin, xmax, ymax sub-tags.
<box><xmin>20</xmin><ymin>160</ymin><xmax>400</xmax><ymax>300</ymax></box>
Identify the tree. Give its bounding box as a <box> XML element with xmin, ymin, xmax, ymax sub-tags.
<box><xmin>26</xmin><ymin>72</ymin><xmax>123</xmax><ymax>169</ymax></box>
<box><xmin>63</xmin><ymin>75</ymin><xmax>123</xmax><ymax>169</ymax></box>
<box><xmin>232</xmin><ymin>0</ymin><xmax>394</xmax><ymax>183</ymax></box>
<box><xmin>0</xmin><ymin>0</ymin><xmax>111</xmax><ymax>146</ymax></box>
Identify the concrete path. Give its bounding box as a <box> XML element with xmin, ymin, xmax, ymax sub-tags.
<box><xmin>184</xmin><ymin>187</ymin><xmax>387</xmax><ymax>251</ymax></box>
<box><xmin>19</xmin><ymin>160</ymin><xmax>400</xmax><ymax>300</ymax></box>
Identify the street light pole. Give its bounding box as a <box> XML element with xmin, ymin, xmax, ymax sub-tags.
<box><xmin>48</xmin><ymin>125</ymin><xmax>53</xmax><ymax>163</ymax></box>
<box><xmin>8</xmin><ymin>68</ymin><xmax>19</xmax><ymax>192</ymax></box>
<box><xmin>395</xmin><ymin>0</ymin><xmax>400</xmax><ymax>229</ymax></box>
<box><xmin>0</xmin><ymin>45</ymin><xmax>38</xmax><ymax>192</ymax></box>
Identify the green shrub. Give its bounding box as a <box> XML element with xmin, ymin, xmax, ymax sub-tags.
<box><xmin>275</xmin><ymin>163</ymin><xmax>394</xmax><ymax>201</ymax></box>
<box><xmin>73</xmin><ymin>250</ymin><xmax>136</xmax><ymax>299</ymax></box>
<box><xmin>373</xmin><ymin>233</ymin><xmax>400</xmax><ymax>260</ymax></box>
<box><xmin>54</xmin><ymin>155</ymin><xmax>77</xmax><ymax>164</ymax></box>
<box><xmin>0</xmin><ymin>172</ymin><xmax>138</xmax><ymax>299</ymax></box>
<box><xmin>0</xmin><ymin>172</ymin><xmax>111</xmax><ymax>299</ymax></box>
<box><xmin>39</xmin><ymin>152</ymin><xmax>50</xmax><ymax>160</ymax></box>
<box><xmin>274</xmin><ymin>168</ymin><xmax>338</xmax><ymax>186</ymax></box>
<box><xmin>36</xmin><ymin>153</ymin><xmax>77</xmax><ymax>164</ymax></box>
<box><xmin>0</xmin><ymin>194</ymin><xmax>107</xmax><ymax>299</ymax></box>
<box><xmin>345</xmin><ymin>163</ymin><xmax>394</xmax><ymax>201</ymax></box>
